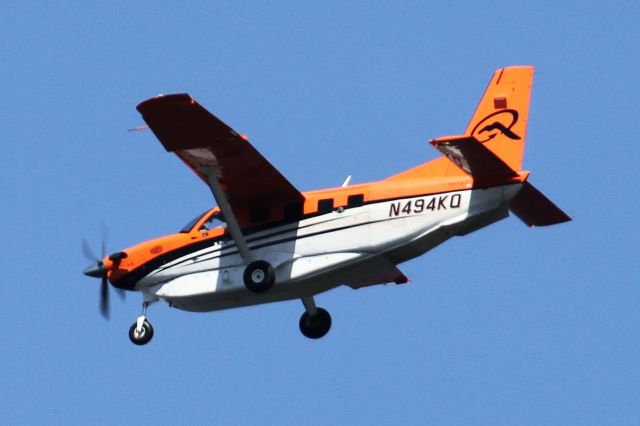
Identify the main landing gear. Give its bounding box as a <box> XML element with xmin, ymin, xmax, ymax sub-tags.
<box><xmin>243</xmin><ymin>260</ymin><xmax>275</xmax><ymax>293</ymax></box>
<box><xmin>299</xmin><ymin>296</ymin><xmax>332</xmax><ymax>339</ymax></box>
<box><xmin>129</xmin><ymin>301</ymin><xmax>154</xmax><ymax>345</ymax></box>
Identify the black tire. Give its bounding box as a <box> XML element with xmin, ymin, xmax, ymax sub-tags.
<box><xmin>243</xmin><ymin>260</ymin><xmax>275</xmax><ymax>293</ymax></box>
<box><xmin>299</xmin><ymin>307</ymin><xmax>332</xmax><ymax>339</ymax></box>
<box><xmin>128</xmin><ymin>320</ymin><xmax>154</xmax><ymax>345</ymax></box>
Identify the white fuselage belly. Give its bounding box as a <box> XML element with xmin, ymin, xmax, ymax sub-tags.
<box><xmin>141</xmin><ymin>184</ymin><xmax>521</xmax><ymax>312</ymax></box>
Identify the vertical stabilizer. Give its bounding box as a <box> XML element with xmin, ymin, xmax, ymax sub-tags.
<box><xmin>464</xmin><ymin>66</ymin><xmax>534</xmax><ymax>172</ymax></box>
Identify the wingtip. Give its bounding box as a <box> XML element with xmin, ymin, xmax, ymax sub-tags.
<box><xmin>136</xmin><ymin>93</ymin><xmax>194</xmax><ymax>113</ymax></box>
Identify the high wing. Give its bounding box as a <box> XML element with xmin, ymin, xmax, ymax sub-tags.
<box><xmin>137</xmin><ymin>94</ymin><xmax>304</xmax><ymax>230</ymax></box>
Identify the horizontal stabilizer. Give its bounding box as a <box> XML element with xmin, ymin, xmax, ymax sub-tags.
<box><xmin>430</xmin><ymin>135</ymin><xmax>519</xmax><ymax>182</ymax></box>
<box><xmin>509</xmin><ymin>182</ymin><xmax>571</xmax><ymax>227</ymax></box>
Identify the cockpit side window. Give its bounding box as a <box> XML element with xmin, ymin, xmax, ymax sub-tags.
<box><xmin>179</xmin><ymin>210</ymin><xmax>227</xmax><ymax>233</ymax></box>
<box><xmin>200</xmin><ymin>211</ymin><xmax>226</xmax><ymax>231</ymax></box>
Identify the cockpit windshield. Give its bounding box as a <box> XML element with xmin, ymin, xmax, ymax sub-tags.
<box><xmin>178</xmin><ymin>210</ymin><xmax>227</xmax><ymax>233</ymax></box>
<box><xmin>179</xmin><ymin>211</ymin><xmax>209</xmax><ymax>233</ymax></box>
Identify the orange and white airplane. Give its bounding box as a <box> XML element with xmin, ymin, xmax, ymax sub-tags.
<box><xmin>83</xmin><ymin>66</ymin><xmax>570</xmax><ymax>345</ymax></box>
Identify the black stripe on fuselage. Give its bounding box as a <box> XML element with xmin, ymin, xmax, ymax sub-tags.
<box><xmin>112</xmin><ymin>214</ymin><xmax>398</xmax><ymax>290</ymax></box>
<box><xmin>152</xmin><ymin>211</ymin><xmax>362</xmax><ymax>273</ymax></box>
<box><xmin>168</xmin><ymin>216</ymin><xmax>395</xmax><ymax>270</ymax></box>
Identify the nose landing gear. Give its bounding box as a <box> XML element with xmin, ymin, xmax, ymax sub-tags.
<box><xmin>129</xmin><ymin>301</ymin><xmax>155</xmax><ymax>345</ymax></box>
<box><xmin>129</xmin><ymin>318</ymin><xmax>154</xmax><ymax>345</ymax></box>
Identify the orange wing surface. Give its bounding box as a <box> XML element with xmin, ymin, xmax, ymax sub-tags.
<box><xmin>137</xmin><ymin>94</ymin><xmax>304</xmax><ymax>226</ymax></box>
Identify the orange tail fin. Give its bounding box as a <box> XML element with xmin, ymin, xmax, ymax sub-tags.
<box><xmin>385</xmin><ymin>66</ymin><xmax>534</xmax><ymax>182</ymax></box>
<box><xmin>464</xmin><ymin>65</ymin><xmax>534</xmax><ymax>172</ymax></box>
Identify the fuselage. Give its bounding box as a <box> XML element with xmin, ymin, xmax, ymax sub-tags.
<box><xmin>85</xmin><ymin>67</ymin><xmax>571</xmax><ymax>346</ymax></box>
<box><xmin>107</xmin><ymin>173</ymin><xmax>525</xmax><ymax>313</ymax></box>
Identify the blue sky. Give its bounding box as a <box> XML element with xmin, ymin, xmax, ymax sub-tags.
<box><xmin>1</xmin><ymin>1</ymin><xmax>639</xmax><ymax>424</ymax></box>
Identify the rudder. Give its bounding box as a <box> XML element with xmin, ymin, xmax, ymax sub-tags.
<box><xmin>464</xmin><ymin>66</ymin><xmax>534</xmax><ymax>172</ymax></box>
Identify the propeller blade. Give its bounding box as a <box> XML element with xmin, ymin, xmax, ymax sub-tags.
<box><xmin>115</xmin><ymin>287</ymin><xmax>126</xmax><ymax>302</ymax></box>
<box><xmin>100</xmin><ymin>224</ymin><xmax>108</xmax><ymax>258</ymax></box>
<box><xmin>82</xmin><ymin>238</ymin><xmax>97</xmax><ymax>262</ymax></box>
<box><xmin>100</xmin><ymin>276</ymin><xmax>110</xmax><ymax>320</ymax></box>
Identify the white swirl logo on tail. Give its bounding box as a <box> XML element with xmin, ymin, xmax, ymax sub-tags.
<box><xmin>471</xmin><ymin>109</ymin><xmax>521</xmax><ymax>143</ymax></box>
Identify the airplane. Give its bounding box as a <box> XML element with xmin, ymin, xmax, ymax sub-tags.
<box><xmin>82</xmin><ymin>65</ymin><xmax>570</xmax><ymax>345</ymax></box>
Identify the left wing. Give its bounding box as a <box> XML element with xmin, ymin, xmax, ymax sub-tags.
<box><xmin>137</xmin><ymin>94</ymin><xmax>304</xmax><ymax>228</ymax></box>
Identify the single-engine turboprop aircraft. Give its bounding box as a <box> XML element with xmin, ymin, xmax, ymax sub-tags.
<box><xmin>83</xmin><ymin>66</ymin><xmax>570</xmax><ymax>345</ymax></box>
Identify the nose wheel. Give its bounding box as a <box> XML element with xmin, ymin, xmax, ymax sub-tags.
<box><xmin>128</xmin><ymin>301</ymin><xmax>155</xmax><ymax>345</ymax></box>
<box><xmin>129</xmin><ymin>318</ymin><xmax>154</xmax><ymax>345</ymax></box>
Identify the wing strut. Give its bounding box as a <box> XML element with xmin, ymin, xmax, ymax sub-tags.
<box><xmin>205</xmin><ymin>167</ymin><xmax>252</xmax><ymax>262</ymax></box>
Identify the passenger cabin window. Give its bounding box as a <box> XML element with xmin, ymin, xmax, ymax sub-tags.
<box><xmin>318</xmin><ymin>199</ymin><xmax>334</xmax><ymax>214</ymax></box>
<box><xmin>347</xmin><ymin>194</ymin><xmax>364</xmax><ymax>207</ymax></box>
<box><xmin>250</xmin><ymin>207</ymin><xmax>271</xmax><ymax>223</ymax></box>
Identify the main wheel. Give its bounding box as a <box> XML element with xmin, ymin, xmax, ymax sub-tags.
<box><xmin>243</xmin><ymin>260</ymin><xmax>275</xmax><ymax>293</ymax></box>
<box><xmin>129</xmin><ymin>320</ymin><xmax>154</xmax><ymax>345</ymax></box>
<box><xmin>299</xmin><ymin>308</ymin><xmax>332</xmax><ymax>339</ymax></box>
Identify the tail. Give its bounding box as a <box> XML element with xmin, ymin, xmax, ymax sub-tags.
<box><xmin>429</xmin><ymin>66</ymin><xmax>571</xmax><ymax>227</ymax></box>
<box><xmin>464</xmin><ymin>65</ymin><xmax>533</xmax><ymax>172</ymax></box>
<box><xmin>385</xmin><ymin>66</ymin><xmax>534</xmax><ymax>182</ymax></box>
<box><xmin>385</xmin><ymin>66</ymin><xmax>570</xmax><ymax>227</ymax></box>
<box><xmin>427</xmin><ymin>66</ymin><xmax>534</xmax><ymax>182</ymax></box>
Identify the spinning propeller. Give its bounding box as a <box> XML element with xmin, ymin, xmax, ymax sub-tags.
<box><xmin>82</xmin><ymin>237</ymin><xmax>125</xmax><ymax>319</ymax></box>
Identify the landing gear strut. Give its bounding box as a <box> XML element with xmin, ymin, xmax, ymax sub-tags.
<box><xmin>129</xmin><ymin>301</ymin><xmax>154</xmax><ymax>345</ymax></box>
<box><xmin>299</xmin><ymin>296</ymin><xmax>331</xmax><ymax>339</ymax></box>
